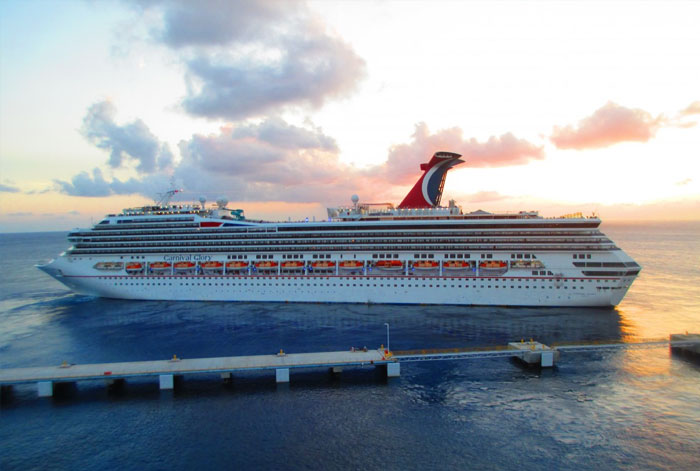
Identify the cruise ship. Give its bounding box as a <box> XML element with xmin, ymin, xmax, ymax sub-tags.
<box><xmin>39</xmin><ymin>152</ymin><xmax>640</xmax><ymax>306</ymax></box>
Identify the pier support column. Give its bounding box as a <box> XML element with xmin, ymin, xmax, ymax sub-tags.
<box><xmin>159</xmin><ymin>374</ymin><xmax>174</xmax><ymax>390</ymax></box>
<box><xmin>221</xmin><ymin>372</ymin><xmax>232</xmax><ymax>381</ymax></box>
<box><xmin>37</xmin><ymin>381</ymin><xmax>53</xmax><ymax>397</ymax></box>
<box><xmin>541</xmin><ymin>351</ymin><xmax>554</xmax><ymax>367</ymax></box>
<box><xmin>386</xmin><ymin>362</ymin><xmax>400</xmax><ymax>377</ymax></box>
<box><xmin>275</xmin><ymin>368</ymin><xmax>290</xmax><ymax>383</ymax></box>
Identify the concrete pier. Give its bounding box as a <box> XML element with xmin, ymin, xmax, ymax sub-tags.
<box><xmin>508</xmin><ymin>340</ymin><xmax>559</xmax><ymax>367</ymax></box>
<box><xmin>3</xmin><ymin>335</ymin><xmax>698</xmax><ymax>401</ymax></box>
<box><xmin>0</xmin><ymin>348</ymin><xmax>391</xmax><ymax>397</ymax></box>
<box><xmin>670</xmin><ymin>333</ymin><xmax>700</xmax><ymax>359</ymax></box>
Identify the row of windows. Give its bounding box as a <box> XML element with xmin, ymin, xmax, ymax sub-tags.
<box><xmin>108</xmin><ymin>281</ymin><xmax>623</xmax><ymax>291</ymax></box>
<box><xmin>72</xmin><ymin>228</ymin><xmax>604</xmax><ymax>240</ymax></box>
<box><xmin>71</xmin><ymin>245</ymin><xmax>619</xmax><ymax>256</ymax></box>
<box><xmin>73</xmin><ymin>237</ymin><xmax>613</xmax><ymax>250</ymax></box>
<box><xmin>97</xmin><ymin>275</ymin><xmax>617</xmax><ymax>283</ymax></box>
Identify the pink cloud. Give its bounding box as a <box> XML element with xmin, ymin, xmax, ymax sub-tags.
<box><xmin>550</xmin><ymin>102</ymin><xmax>664</xmax><ymax>150</ymax></box>
<box><xmin>380</xmin><ymin>123</ymin><xmax>544</xmax><ymax>184</ymax></box>
<box><xmin>680</xmin><ymin>101</ymin><xmax>700</xmax><ymax>116</ymax></box>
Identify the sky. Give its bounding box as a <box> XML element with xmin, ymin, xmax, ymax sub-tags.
<box><xmin>0</xmin><ymin>0</ymin><xmax>699</xmax><ymax>232</ymax></box>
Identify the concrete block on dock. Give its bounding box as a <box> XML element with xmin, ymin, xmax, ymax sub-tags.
<box><xmin>37</xmin><ymin>381</ymin><xmax>53</xmax><ymax>397</ymax></box>
<box><xmin>159</xmin><ymin>374</ymin><xmax>174</xmax><ymax>390</ymax></box>
<box><xmin>276</xmin><ymin>368</ymin><xmax>290</xmax><ymax>383</ymax></box>
<box><xmin>386</xmin><ymin>362</ymin><xmax>400</xmax><ymax>377</ymax></box>
<box><xmin>508</xmin><ymin>341</ymin><xmax>558</xmax><ymax>368</ymax></box>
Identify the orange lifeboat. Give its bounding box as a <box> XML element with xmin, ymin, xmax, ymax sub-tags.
<box><xmin>201</xmin><ymin>261</ymin><xmax>223</xmax><ymax>269</ymax></box>
<box><xmin>174</xmin><ymin>261</ymin><xmax>196</xmax><ymax>271</ymax></box>
<box><xmin>339</xmin><ymin>260</ymin><xmax>363</xmax><ymax>269</ymax></box>
<box><xmin>255</xmin><ymin>261</ymin><xmax>278</xmax><ymax>269</ymax></box>
<box><xmin>149</xmin><ymin>261</ymin><xmax>171</xmax><ymax>273</ymax></box>
<box><xmin>479</xmin><ymin>261</ymin><xmax>507</xmax><ymax>269</ymax></box>
<box><xmin>226</xmin><ymin>261</ymin><xmax>248</xmax><ymax>270</ymax></box>
<box><xmin>374</xmin><ymin>260</ymin><xmax>404</xmax><ymax>271</ymax></box>
<box><xmin>281</xmin><ymin>261</ymin><xmax>305</xmax><ymax>269</ymax></box>
<box><xmin>443</xmin><ymin>260</ymin><xmax>470</xmax><ymax>270</ymax></box>
<box><xmin>201</xmin><ymin>260</ymin><xmax>224</xmax><ymax>274</ymax></box>
<box><xmin>412</xmin><ymin>260</ymin><xmax>439</xmax><ymax>270</ymax></box>
<box><xmin>125</xmin><ymin>262</ymin><xmax>143</xmax><ymax>274</ymax></box>
<box><xmin>311</xmin><ymin>261</ymin><xmax>336</xmax><ymax>269</ymax></box>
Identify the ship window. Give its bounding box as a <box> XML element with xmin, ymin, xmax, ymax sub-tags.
<box><xmin>587</xmin><ymin>254</ymin><xmax>591</xmax><ymax>259</ymax></box>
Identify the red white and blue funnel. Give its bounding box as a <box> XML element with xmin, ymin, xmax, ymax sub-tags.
<box><xmin>398</xmin><ymin>151</ymin><xmax>463</xmax><ymax>209</ymax></box>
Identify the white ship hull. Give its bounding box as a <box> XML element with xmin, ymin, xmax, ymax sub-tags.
<box><xmin>40</xmin><ymin>256</ymin><xmax>635</xmax><ymax>307</ymax></box>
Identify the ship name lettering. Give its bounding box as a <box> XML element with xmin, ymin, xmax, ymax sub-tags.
<box><xmin>163</xmin><ymin>255</ymin><xmax>212</xmax><ymax>262</ymax></box>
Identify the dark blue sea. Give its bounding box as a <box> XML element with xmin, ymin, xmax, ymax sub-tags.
<box><xmin>1</xmin><ymin>222</ymin><xmax>699</xmax><ymax>470</ymax></box>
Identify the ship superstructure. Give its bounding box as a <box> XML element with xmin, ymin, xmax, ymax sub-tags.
<box><xmin>39</xmin><ymin>152</ymin><xmax>640</xmax><ymax>306</ymax></box>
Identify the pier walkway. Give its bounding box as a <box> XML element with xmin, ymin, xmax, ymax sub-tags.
<box><xmin>1</xmin><ymin>334</ymin><xmax>697</xmax><ymax>398</ymax></box>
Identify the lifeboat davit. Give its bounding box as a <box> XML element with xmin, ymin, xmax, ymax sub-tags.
<box><xmin>281</xmin><ymin>261</ymin><xmax>305</xmax><ymax>269</ymax></box>
<box><xmin>412</xmin><ymin>260</ymin><xmax>439</xmax><ymax>270</ymax></box>
<box><xmin>226</xmin><ymin>261</ymin><xmax>248</xmax><ymax>270</ymax></box>
<box><xmin>125</xmin><ymin>262</ymin><xmax>143</xmax><ymax>274</ymax></box>
<box><xmin>374</xmin><ymin>260</ymin><xmax>404</xmax><ymax>271</ymax></box>
<box><xmin>443</xmin><ymin>260</ymin><xmax>470</xmax><ymax>270</ymax></box>
<box><xmin>149</xmin><ymin>262</ymin><xmax>171</xmax><ymax>273</ymax></box>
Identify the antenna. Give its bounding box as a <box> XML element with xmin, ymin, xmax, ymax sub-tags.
<box><xmin>155</xmin><ymin>189</ymin><xmax>182</xmax><ymax>207</ymax></box>
<box><xmin>154</xmin><ymin>178</ymin><xmax>183</xmax><ymax>207</ymax></box>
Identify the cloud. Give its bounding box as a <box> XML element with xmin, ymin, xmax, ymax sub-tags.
<box><xmin>82</xmin><ymin>101</ymin><xmax>171</xmax><ymax>173</ymax></box>
<box><xmin>59</xmin><ymin>105</ymin><xmax>550</xmax><ymax>204</ymax></box>
<box><xmin>0</xmin><ymin>183</ymin><xmax>20</xmax><ymax>193</ymax></box>
<box><xmin>134</xmin><ymin>0</ymin><xmax>365</xmax><ymax>120</ymax></box>
<box><xmin>550</xmin><ymin>102</ymin><xmax>664</xmax><ymax>150</ymax></box>
<box><xmin>54</xmin><ymin>168</ymin><xmax>154</xmax><ymax>197</ymax></box>
<box><xmin>380</xmin><ymin>123</ymin><xmax>544</xmax><ymax>184</ymax></box>
<box><xmin>176</xmin><ymin>117</ymin><xmax>355</xmax><ymax>201</ymax></box>
<box><xmin>7</xmin><ymin>212</ymin><xmax>32</xmax><ymax>217</ymax></box>
<box><xmin>679</xmin><ymin>101</ymin><xmax>700</xmax><ymax>116</ymax></box>
<box><xmin>462</xmin><ymin>191</ymin><xmax>510</xmax><ymax>203</ymax></box>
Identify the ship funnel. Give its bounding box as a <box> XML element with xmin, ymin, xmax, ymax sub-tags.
<box><xmin>398</xmin><ymin>151</ymin><xmax>463</xmax><ymax>209</ymax></box>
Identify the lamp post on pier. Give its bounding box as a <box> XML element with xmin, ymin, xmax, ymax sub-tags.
<box><xmin>384</xmin><ymin>322</ymin><xmax>390</xmax><ymax>352</ymax></box>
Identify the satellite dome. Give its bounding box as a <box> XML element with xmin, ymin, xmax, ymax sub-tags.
<box><xmin>216</xmin><ymin>196</ymin><xmax>229</xmax><ymax>208</ymax></box>
<box><xmin>198</xmin><ymin>195</ymin><xmax>206</xmax><ymax>206</ymax></box>
<box><xmin>351</xmin><ymin>194</ymin><xmax>359</xmax><ymax>204</ymax></box>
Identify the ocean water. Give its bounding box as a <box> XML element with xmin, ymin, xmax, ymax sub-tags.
<box><xmin>1</xmin><ymin>222</ymin><xmax>699</xmax><ymax>470</ymax></box>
